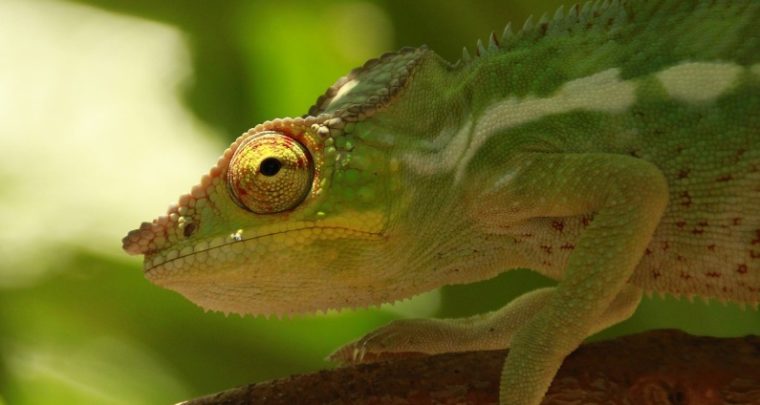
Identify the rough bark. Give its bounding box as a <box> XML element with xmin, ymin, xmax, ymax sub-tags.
<box><xmin>182</xmin><ymin>329</ymin><xmax>760</xmax><ymax>405</ymax></box>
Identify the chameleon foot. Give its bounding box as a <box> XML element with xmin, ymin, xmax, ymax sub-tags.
<box><xmin>328</xmin><ymin>318</ymin><xmax>463</xmax><ymax>364</ymax></box>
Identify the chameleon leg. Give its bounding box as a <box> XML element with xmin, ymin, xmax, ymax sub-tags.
<box><xmin>495</xmin><ymin>153</ymin><xmax>668</xmax><ymax>405</ymax></box>
<box><xmin>330</xmin><ymin>287</ymin><xmax>554</xmax><ymax>362</ymax></box>
<box><xmin>330</xmin><ymin>284</ymin><xmax>642</xmax><ymax>363</ymax></box>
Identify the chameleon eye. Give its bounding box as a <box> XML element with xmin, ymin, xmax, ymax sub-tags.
<box><xmin>227</xmin><ymin>132</ymin><xmax>313</xmax><ymax>214</ymax></box>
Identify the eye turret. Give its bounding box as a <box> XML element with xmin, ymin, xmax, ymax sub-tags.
<box><xmin>227</xmin><ymin>132</ymin><xmax>313</xmax><ymax>214</ymax></box>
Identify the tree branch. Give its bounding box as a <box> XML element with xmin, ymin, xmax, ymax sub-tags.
<box><xmin>182</xmin><ymin>329</ymin><xmax>760</xmax><ymax>404</ymax></box>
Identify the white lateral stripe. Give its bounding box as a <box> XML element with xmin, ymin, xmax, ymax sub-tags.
<box><xmin>401</xmin><ymin>118</ymin><xmax>472</xmax><ymax>175</ymax></box>
<box><xmin>656</xmin><ymin>62</ymin><xmax>742</xmax><ymax>103</ymax></box>
<box><xmin>402</xmin><ymin>62</ymin><xmax>747</xmax><ymax>182</ymax></box>
<box><xmin>455</xmin><ymin>68</ymin><xmax>635</xmax><ymax>182</ymax></box>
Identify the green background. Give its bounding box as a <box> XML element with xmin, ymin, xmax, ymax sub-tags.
<box><xmin>0</xmin><ymin>1</ymin><xmax>757</xmax><ymax>404</ymax></box>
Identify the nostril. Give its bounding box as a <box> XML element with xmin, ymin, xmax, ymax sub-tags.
<box><xmin>183</xmin><ymin>223</ymin><xmax>197</xmax><ymax>238</ymax></box>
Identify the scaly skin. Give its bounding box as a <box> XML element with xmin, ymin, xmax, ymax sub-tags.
<box><xmin>123</xmin><ymin>1</ymin><xmax>760</xmax><ymax>404</ymax></box>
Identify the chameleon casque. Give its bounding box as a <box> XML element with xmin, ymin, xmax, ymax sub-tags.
<box><xmin>123</xmin><ymin>0</ymin><xmax>760</xmax><ymax>403</ymax></box>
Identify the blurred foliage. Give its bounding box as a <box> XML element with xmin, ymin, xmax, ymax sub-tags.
<box><xmin>0</xmin><ymin>1</ymin><xmax>757</xmax><ymax>404</ymax></box>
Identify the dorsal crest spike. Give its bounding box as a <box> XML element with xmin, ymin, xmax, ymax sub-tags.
<box><xmin>476</xmin><ymin>38</ymin><xmax>486</xmax><ymax>56</ymax></box>
<box><xmin>554</xmin><ymin>5</ymin><xmax>565</xmax><ymax>21</ymax></box>
<box><xmin>500</xmin><ymin>22</ymin><xmax>513</xmax><ymax>44</ymax></box>
<box><xmin>537</xmin><ymin>12</ymin><xmax>549</xmax><ymax>26</ymax></box>
<box><xmin>568</xmin><ymin>3</ymin><xmax>578</xmax><ymax>17</ymax></box>
<box><xmin>488</xmin><ymin>32</ymin><xmax>500</xmax><ymax>51</ymax></box>
<box><xmin>457</xmin><ymin>0</ymin><xmax>632</xmax><ymax>65</ymax></box>
<box><xmin>522</xmin><ymin>15</ymin><xmax>535</xmax><ymax>32</ymax></box>
<box><xmin>580</xmin><ymin>1</ymin><xmax>593</xmax><ymax>20</ymax></box>
<box><xmin>461</xmin><ymin>46</ymin><xmax>472</xmax><ymax>63</ymax></box>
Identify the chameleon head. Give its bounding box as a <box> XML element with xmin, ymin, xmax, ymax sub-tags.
<box><xmin>122</xmin><ymin>115</ymin><xmax>404</xmax><ymax>316</ymax></box>
<box><xmin>123</xmin><ymin>47</ymin><xmax>437</xmax><ymax>316</ymax></box>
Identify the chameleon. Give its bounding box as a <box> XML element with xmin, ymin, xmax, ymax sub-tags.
<box><xmin>123</xmin><ymin>0</ymin><xmax>760</xmax><ymax>403</ymax></box>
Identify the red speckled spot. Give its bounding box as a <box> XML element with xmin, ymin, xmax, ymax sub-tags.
<box><xmin>751</xmin><ymin>230</ymin><xmax>760</xmax><ymax>245</ymax></box>
<box><xmin>737</xmin><ymin>264</ymin><xmax>748</xmax><ymax>274</ymax></box>
<box><xmin>551</xmin><ymin>220</ymin><xmax>565</xmax><ymax>232</ymax></box>
<box><xmin>679</xmin><ymin>191</ymin><xmax>692</xmax><ymax>208</ymax></box>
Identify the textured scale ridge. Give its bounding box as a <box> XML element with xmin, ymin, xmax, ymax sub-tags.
<box><xmin>459</xmin><ymin>0</ymin><xmax>632</xmax><ymax>66</ymax></box>
<box><xmin>306</xmin><ymin>46</ymin><xmax>427</xmax><ymax>121</ymax></box>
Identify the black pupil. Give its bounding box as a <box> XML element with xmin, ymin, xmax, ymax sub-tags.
<box><xmin>260</xmin><ymin>157</ymin><xmax>282</xmax><ymax>176</ymax></box>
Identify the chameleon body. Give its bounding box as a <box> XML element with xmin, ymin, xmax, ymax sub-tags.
<box><xmin>124</xmin><ymin>1</ymin><xmax>760</xmax><ymax>403</ymax></box>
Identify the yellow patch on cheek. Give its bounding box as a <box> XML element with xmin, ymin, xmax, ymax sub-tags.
<box><xmin>145</xmin><ymin>210</ymin><xmax>386</xmax><ymax>274</ymax></box>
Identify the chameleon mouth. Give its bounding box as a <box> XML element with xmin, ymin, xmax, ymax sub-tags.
<box><xmin>143</xmin><ymin>226</ymin><xmax>384</xmax><ymax>274</ymax></box>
